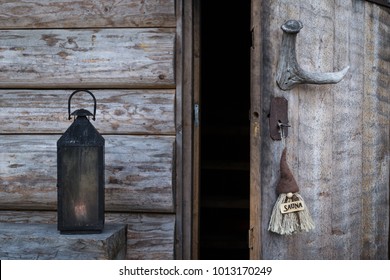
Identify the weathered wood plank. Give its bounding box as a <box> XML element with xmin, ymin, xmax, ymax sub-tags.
<box><xmin>174</xmin><ymin>0</ymin><xmax>185</xmax><ymax>259</ymax></box>
<box><xmin>0</xmin><ymin>223</ymin><xmax>127</xmax><ymax>260</ymax></box>
<box><xmin>0</xmin><ymin>211</ymin><xmax>175</xmax><ymax>260</ymax></box>
<box><xmin>0</xmin><ymin>89</ymin><xmax>175</xmax><ymax>135</ymax></box>
<box><xmin>0</xmin><ymin>0</ymin><xmax>176</xmax><ymax>28</ymax></box>
<box><xmin>329</xmin><ymin>0</ymin><xmax>364</xmax><ymax>260</ymax></box>
<box><xmin>0</xmin><ymin>28</ymin><xmax>175</xmax><ymax>88</ymax></box>
<box><xmin>250</xmin><ymin>0</ymin><xmax>263</xmax><ymax>260</ymax></box>
<box><xmin>259</xmin><ymin>0</ymin><xmax>389</xmax><ymax>260</ymax></box>
<box><xmin>107</xmin><ymin>212</ymin><xmax>175</xmax><ymax>259</ymax></box>
<box><xmin>260</xmin><ymin>0</ymin><xmax>296</xmax><ymax>259</ymax></box>
<box><xmin>361</xmin><ymin>3</ymin><xmax>389</xmax><ymax>259</ymax></box>
<box><xmin>297</xmin><ymin>0</ymin><xmax>337</xmax><ymax>258</ymax></box>
<box><xmin>0</xmin><ymin>135</ymin><xmax>174</xmax><ymax>212</ymax></box>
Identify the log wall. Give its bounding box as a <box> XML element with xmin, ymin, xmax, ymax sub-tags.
<box><xmin>260</xmin><ymin>0</ymin><xmax>389</xmax><ymax>259</ymax></box>
<box><xmin>0</xmin><ymin>0</ymin><xmax>176</xmax><ymax>260</ymax></box>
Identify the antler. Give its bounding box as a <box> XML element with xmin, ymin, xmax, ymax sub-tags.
<box><xmin>276</xmin><ymin>20</ymin><xmax>349</xmax><ymax>90</ymax></box>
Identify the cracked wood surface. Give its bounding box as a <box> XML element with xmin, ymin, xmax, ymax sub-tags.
<box><xmin>0</xmin><ymin>135</ymin><xmax>175</xmax><ymax>213</ymax></box>
<box><xmin>0</xmin><ymin>28</ymin><xmax>175</xmax><ymax>88</ymax></box>
<box><xmin>0</xmin><ymin>211</ymin><xmax>175</xmax><ymax>260</ymax></box>
<box><xmin>0</xmin><ymin>89</ymin><xmax>175</xmax><ymax>135</ymax></box>
<box><xmin>0</xmin><ymin>0</ymin><xmax>175</xmax><ymax>28</ymax></box>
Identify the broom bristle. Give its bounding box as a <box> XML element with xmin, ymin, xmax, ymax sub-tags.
<box><xmin>268</xmin><ymin>193</ymin><xmax>315</xmax><ymax>235</ymax></box>
<box><xmin>294</xmin><ymin>193</ymin><xmax>315</xmax><ymax>233</ymax></box>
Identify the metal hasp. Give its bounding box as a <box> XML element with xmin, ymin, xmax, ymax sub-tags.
<box><xmin>269</xmin><ymin>97</ymin><xmax>289</xmax><ymax>140</ymax></box>
<box><xmin>57</xmin><ymin>90</ymin><xmax>105</xmax><ymax>234</ymax></box>
<box><xmin>276</xmin><ymin>20</ymin><xmax>349</xmax><ymax>90</ymax></box>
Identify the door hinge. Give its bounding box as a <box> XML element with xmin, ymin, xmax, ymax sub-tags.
<box><xmin>250</xmin><ymin>27</ymin><xmax>255</xmax><ymax>49</ymax></box>
<box><xmin>194</xmin><ymin>103</ymin><xmax>200</xmax><ymax>127</ymax></box>
<box><xmin>248</xmin><ymin>227</ymin><xmax>254</xmax><ymax>250</ymax></box>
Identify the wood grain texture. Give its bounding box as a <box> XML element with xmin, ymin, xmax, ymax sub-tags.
<box><xmin>259</xmin><ymin>0</ymin><xmax>389</xmax><ymax>259</ymax></box>
<box><xmin>0</xmin><ymin>89</ymin><xmax>175</xmax><ymax>135</ymax></box>
<box><xmin>361</xmin><ymin>3</ymin><xmax>389</xmax><ymax>259</ymax></box>
<box><xmin>0</xmin><ymin>211</ymin><xmax>175</xmax><ymax>260</ymax></box>
<box><xmin>0</xmin><ymin>0</ymin><xmax>175</xmax><ymax>28</ymax></box>
<box><xmin>250</xmin><ymin>0</ymin><xmax>263</xmax><ymax>260</ymax></box>
<box><xmin>0</xmin><ymin>135</ymin><xmax>175</xmax><ymax>212</ymax></box>
<box><xmin>0</xmin><ymin>28</ymin><xmax>175</xmax><ymax>88</ymax></box>
<box><xmin>330</xmin><ymin>0</ymin><xmax>364</xmax><ymax>259</ymax></box>
<box><xmin>109</xmin><ymin>212</ymin><xmax>175</xmax><ymax>259</ymax></box>
<box><xmin>0</xmin><ymin>223</ymin><xmax>127</xmax><ymax>260</ymax></box>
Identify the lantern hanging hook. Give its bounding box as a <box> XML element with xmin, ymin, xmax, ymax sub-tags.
<box><xmin>68</xmin><ymin>89</ymin><xmax>97</xmax><ymax>121</ymax></box>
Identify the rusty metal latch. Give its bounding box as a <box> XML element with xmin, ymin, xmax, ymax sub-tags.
<box><xmin>269</xmin><ymin>97</ymin><xmax>289</xmax><ymax>140</ymax></box>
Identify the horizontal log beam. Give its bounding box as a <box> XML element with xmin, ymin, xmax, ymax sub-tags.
<box><xmin>0</xmin><ymin>0</ymin><xmax>176</xmax><ymax>28</ymax></box>
<box><xmin>0</xmin><ymin>28</ymin><xmax>175</xmax><ymax>88</ymax></box>
<box><xmin>0</xmin><ymin>211</ymin><xmax>175</xmax><ymax>260</ymax></box>
<box><xmin>0</xmin><ymin>135</ymin><xmax>174</xmax><ymax>213</ymax></box>
<box><xmin>0</xmin><ymin>223</ymin><xmax>127</xmax><ymax>260</ymax></box>
<box><xmin>0</xmin><ymin>89</ymin><xmax>175</xmax><ymax>135</ymax></box>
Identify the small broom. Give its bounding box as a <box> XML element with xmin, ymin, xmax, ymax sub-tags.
<box><xmin>268</xmin><ymin>148</ymin><xmax>315</xmax><ymax>235</ymax></box>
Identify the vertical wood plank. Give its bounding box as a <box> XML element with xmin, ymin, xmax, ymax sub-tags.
<box><xmin>361</xmin><ymin>3</ymin><xmax>389</xmax><ymax>259</ymax></box>
<box><xmin>179</xmin><ymin>0</ymin><xmax>195</xmax><ymax>260</ymax></box>
<box><xmin>260</xmin><ymin>0</ymin><xmax>303</xmax><ymax>260</ymax></box>
<box><xmin>192</xmin><ymin>0</ymin><xmax>201</xmax><ymax>260</ymax></box>
<box><xmin>174</xmin><ymin>0</ymin><xmax>185</xmax><ymax>260</ymax></box>
<box><xmin>250</xmin><ymin>0</ymin><xmax>263</xmax><ymax>260</ymax></box>
<box><xmin>330</xmin><ymin>0</ymin><xmax>364</xmax><ymax>259</ymax></box>
<box><xmin>292</xmin><ymin>0</ymin><xmax>335</xmax><ymax>259</ymax></box>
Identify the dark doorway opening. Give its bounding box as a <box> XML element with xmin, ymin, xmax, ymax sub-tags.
<box><xmin>199</xmin><ymin>0</ymin><xmax>251</xmax><ymax>260</ymax></box>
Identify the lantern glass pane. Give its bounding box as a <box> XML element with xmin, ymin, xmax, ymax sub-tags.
<box><xmin>59</xmin><ymin>146</ymin><xmax>101</xmax><ymax>229</ymax></box>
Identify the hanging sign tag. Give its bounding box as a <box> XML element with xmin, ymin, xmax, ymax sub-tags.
<box><xmin>280</xmin><ymin>200</ymin><xmax>305</xmax><ymax>214</ymax></box>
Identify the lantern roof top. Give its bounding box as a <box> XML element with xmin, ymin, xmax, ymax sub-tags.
<box><xmin>71</xmin><ymin>109</ymin><xmax>94</xmax><ymax>118</ymax></box>
<box><xmin>57</xmin><ymin>116</ymin><xmax>104</xmax><ymax>147</ymax></box>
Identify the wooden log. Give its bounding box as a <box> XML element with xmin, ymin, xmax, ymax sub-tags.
<box><xmin>0</xmin><ymin>0</ymin><xmax>175</xmax><ymax>28</ymax></box>
<box><xmin>107</xmin><ymin>212</ymin><xmax>175</xmax><ymax>259</ymax></box>
<box><xmin>0</xmin><ymin>89</ymin><xmax>175</xmax><ymax>135</ymax></box>
<box><xmin>0</xmin><ymin>223</ymin><xmax>127</xmax><ymax>260</ymax></box>
<box><xmin>0</xmin><ymin>28</ymin><xmax>175</xmax><ymax>88</ymax></box>
<box><xmin>0</xmin><ymin>211</ymin><xmax>175</xmax><ymax>260</ymax></box>
<box><xmin>0</xmin><ymin>135</ymin><xmax>174</xmax><ymax>212</ymax></box>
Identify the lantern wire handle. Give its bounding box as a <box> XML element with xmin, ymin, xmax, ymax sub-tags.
<box><xmin>68</xmin><ymin>90</ymin><xmax>97</xmax><ymax>121</ymax></box>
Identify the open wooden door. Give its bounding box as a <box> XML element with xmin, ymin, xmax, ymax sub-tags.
<box><xmin>190</xmin><ymin>0</ymin><xmax>389</xmax><ymax>260</ymax></box>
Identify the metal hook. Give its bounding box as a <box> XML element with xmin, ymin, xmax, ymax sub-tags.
<box><xmin>278</xmin><ymin>120</ymin><xmax>291</xmax><ymax>130</ymax></box>
<box><xmin>278</xmin><ymin>120</ymin><xmax>290</xmax><ymax>144</ymax></box>
<box><xmin>276</xmin><ymin>20</ymin><xmax>349</xmax><ymax>90</ymax></box>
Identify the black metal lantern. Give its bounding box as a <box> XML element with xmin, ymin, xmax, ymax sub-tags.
<box><xmin>57</xmin><ymin>90</ymin><xmax>105</xmax><ymax>234</ymax></box>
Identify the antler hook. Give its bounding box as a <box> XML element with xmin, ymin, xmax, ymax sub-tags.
<box><xmin>276</xmin><ymin>20</ymin><xmax>349</xmax><ymax>90</ymax></box>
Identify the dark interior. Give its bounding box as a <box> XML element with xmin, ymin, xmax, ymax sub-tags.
<box><xmin>199</xmin><ymin>0</ymin><xmax>251</xmax><ymax>259</ymax></box>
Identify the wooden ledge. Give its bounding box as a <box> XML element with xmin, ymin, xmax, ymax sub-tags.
<box><xmin>0</xmin><ymin>223</ymin><xmax>127</xmax><ymax>260</ymax></box>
